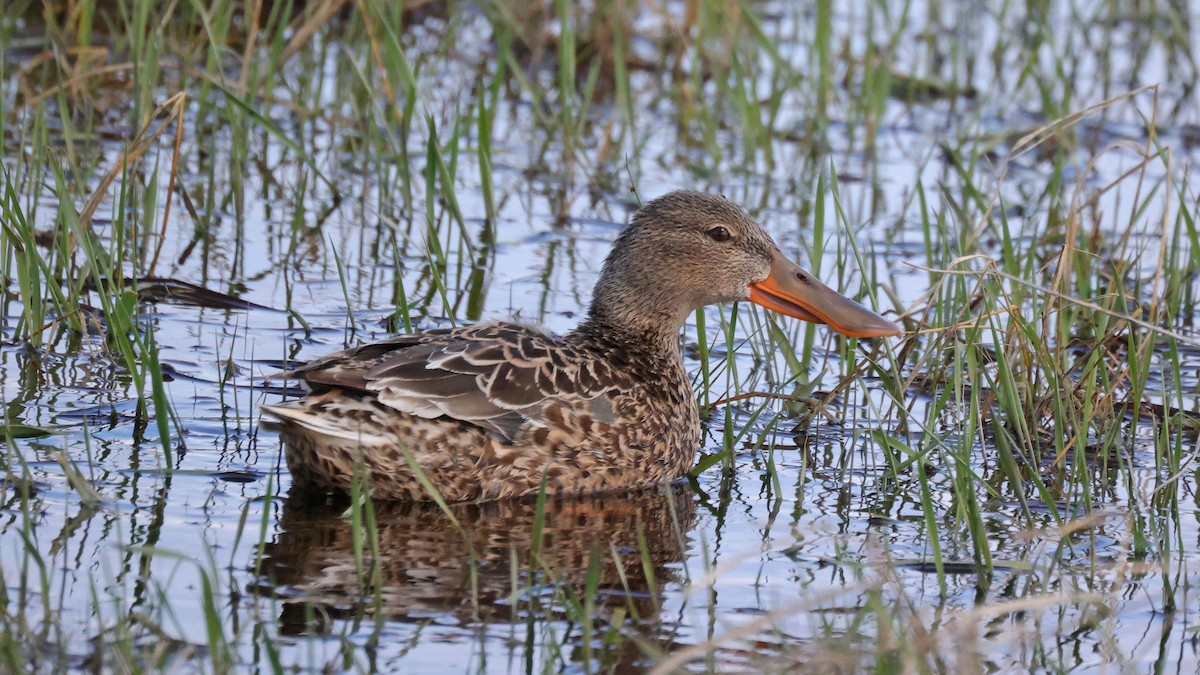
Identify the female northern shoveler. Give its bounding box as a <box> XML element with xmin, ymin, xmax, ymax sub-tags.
<box><xmin>263</xmin><ymin>191</ymin><xmax>902</xmax><ymax>501</ymax></box>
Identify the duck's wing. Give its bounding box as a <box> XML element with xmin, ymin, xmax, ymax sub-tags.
<box><xmin>274</xmin><ymin>323</ymin><xmax>627</xmax><ymax>443</ymax></box>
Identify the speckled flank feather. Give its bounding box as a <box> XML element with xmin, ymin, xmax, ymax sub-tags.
<box><xmin>263</xmin><ymin>190</ymin><xmax>888</xmax><ymax>502</ymax></box>
<box><xmin>264</xmin><ymin>322</ymin><xmax>698</xmax><ymax>501</ymax></box>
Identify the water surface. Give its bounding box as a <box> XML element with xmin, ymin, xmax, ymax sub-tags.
<box><xmin>2</xmin><ymin>1</ymin><xmax>1198</xmax><ymax>671</ymax></box>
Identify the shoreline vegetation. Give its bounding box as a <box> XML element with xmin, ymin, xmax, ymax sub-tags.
<box><xmin>2</xmin><ymin>1</ymin><xmax>1198</xmax><ymax>671</ymax></box>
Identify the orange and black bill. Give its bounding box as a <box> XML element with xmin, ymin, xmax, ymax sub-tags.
<box><xmin>748</xmin><ymin>250</ymin><xmax>903</xmax><ymax>338</ymax></box>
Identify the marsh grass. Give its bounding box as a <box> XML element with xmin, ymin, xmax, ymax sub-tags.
<box><xmin>2</xmin><ymin>0</ymin><xmax>1199</xmax><ymax>672</ymax></box>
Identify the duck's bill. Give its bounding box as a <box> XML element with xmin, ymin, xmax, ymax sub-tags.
<box><xmin>748</xmin><ymin>250</ymin><xmax>903</xmax><ymax>338</ymax></box>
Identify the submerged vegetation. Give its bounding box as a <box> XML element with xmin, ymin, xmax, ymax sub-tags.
<box><xmin>1</xmin><ymin>0</ymin><xmax>1197</xmax><ymax>671</ymax></box>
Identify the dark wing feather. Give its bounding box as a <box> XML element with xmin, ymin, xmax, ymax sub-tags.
<box><xmin>281</xmin><ymin>322</ymin><xmax>625</xmax><ymax>443</ymax></box>
<box><xmin>277</xmin><ymin>331</ymin><xmax>452</xmax><ymax>390</ymax></box>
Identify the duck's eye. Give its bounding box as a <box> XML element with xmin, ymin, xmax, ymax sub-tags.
<box><xmin>706</xmin><ymin>226</ymin><xmax>732</xmax><ymax>243</ymax></box>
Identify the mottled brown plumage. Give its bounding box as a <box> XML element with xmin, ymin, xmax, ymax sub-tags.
<box><xmin>263</xmin><ymin>191</ymin><xmax>901</xmax><ymax>501</ymax></box>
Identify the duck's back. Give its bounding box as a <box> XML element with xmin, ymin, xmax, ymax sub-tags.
<box><xmin>263</xmin><ymin>321</ymin><xmax>698</xmax><ymax>501</ymax></box>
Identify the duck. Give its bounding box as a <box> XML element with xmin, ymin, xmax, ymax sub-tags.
<box><xmin>262</xmin><ymin>191</ymin><xmax>902</xmax><ymax>502</ymax></box>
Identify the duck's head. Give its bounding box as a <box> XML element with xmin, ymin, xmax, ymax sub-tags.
<box><xmin>585</xmin><ymin>191</ymin><xmax>902</xmax><ymax>344</ymax></box>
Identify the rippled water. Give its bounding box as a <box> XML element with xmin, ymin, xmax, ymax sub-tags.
<box><xmin>3</xmin><ymin>1</ymin><xmax>1199</xmax><ymax>672</ymax></box>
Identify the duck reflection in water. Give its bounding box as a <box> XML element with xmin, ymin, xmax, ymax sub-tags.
<box><xmin>251</xmin><ymin>483</ymin><xmax>697</xmax><ymax>649</ymax></box>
